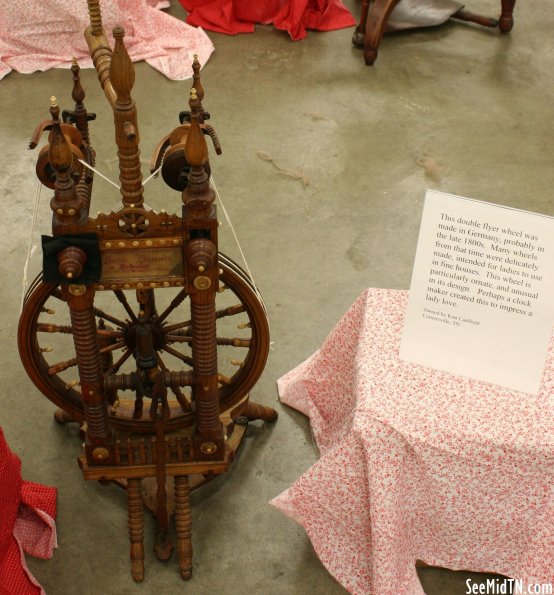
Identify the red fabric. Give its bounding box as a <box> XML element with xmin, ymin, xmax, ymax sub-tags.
<box><xmin>0</xmin><ymin>429</ymin><xmax>57</xmax><ymax>595</ymax></box>
<box><xmin>180</xmin><ymin>0</ymin><xmax>356</xmax><ymax>40</ymax></box>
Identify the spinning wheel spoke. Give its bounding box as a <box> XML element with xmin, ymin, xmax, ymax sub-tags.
<box><xmin>216</xmin><ymin>304</ymin><xmax>246</xmax><ymax>319</ymax></box>
<box><xmin>37</xmin><ymin>323</ymin><xmax>73</xmax><ymax>334</ymax></box>
<box><xmin>161</xmin><ymin>321</ymin><xmax>191</xmax><ymax>333</ymax></box>
<box><xmin>93</xmin><ymin>307</ymin><xmax>127</xmax><ymax>329</ymax></box>
<box><xmin>161</xmin><ymin>303</ymin><xmax>245</xmax><ymax>334</ymax></box>
<box><xmin>107</xmin><ymin>348</ymin><xmax>133</xmax><ymax>376</ymax></box>
<box><xmin>218</xmin><ymin>373</ymin><xmax>231</xmax><ymax>386</ymax></box>
<box><xmin>157</xmin><ymin>288</ymin><xmax>188</xmax><ymax>326</ymax></box>
<box><xmin>96</xmin><ymin>329</ymin><xmax>125</xmax><ymax>339</ymax></box>
<box><xmin>99</xmin><ymin>339</ymin><xmax>127</xmax><ymax>354</ymax></box>
<box><xmin>47</xmin><ymin>340</ymin><xmax>126</xmax><ymax>375</ymax></box>
<box><xmin>164</xmin><ymin>334</ymin><xmax>191</xmax><ymax>344</ymax></box>
<box><xmin>161</xmin><ymin>345</ymin><xmax>194</xmax><ymax>367</ymax></box>
<box><xmin>165</xmin><ymin>334</ymin><xmax>250</xmax><ymax>348</ymax></box>
<box><xmin>218</xmin><ymin>337</ymin><xmax>251</xmax><ymax>348</ymax></box>
<box><xmin>49</xmin><ymin>357</ymin><xmax>78</xmax><ymax>375</ymax></box>
<box><xmin>114</xmin><ymin>290</ymin><xmax>138</xmax><ymax>322</ymax></box>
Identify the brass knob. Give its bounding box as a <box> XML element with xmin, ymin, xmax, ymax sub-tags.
<box><xmin>92</xmin><ymin>447</ymin><xmax>109</xmax><ymax>460</ymax></box>
<box><xmin>200</xmin><ymin>442</ymin><xmax>217</xmax><ymax>455</ymax></box>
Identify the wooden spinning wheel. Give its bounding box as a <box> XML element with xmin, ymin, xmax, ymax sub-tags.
<box><xmin>19</xmin><ymin>255</ymin><xmax>270</xmax><ymax>434</ymax></box>
<box><xmin>17</xmin><ymin>0</ymin><xmax>277</xmax><ymax>582</ymax></box>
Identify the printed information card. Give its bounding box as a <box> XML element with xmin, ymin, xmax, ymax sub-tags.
<box><xmin>400</xmin><ymin>190</ymin><xmax>554</xmax><ymax>395</ymax></box>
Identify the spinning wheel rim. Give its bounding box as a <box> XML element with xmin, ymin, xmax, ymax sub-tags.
<box><xmin>18</xmin><ymin>254</ymin><xmax>270</xmax><ymax>433</ymax></box>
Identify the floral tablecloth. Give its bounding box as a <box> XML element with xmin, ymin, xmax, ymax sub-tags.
<box><xmin>0</xmin><ymin>0</ymin><xmax>214</xmax><ymax>81</ymax></box>
<box><xmin>271</xmin><ymin>288</ymin><xmax>554</xmax><ymax>595</ymax></box>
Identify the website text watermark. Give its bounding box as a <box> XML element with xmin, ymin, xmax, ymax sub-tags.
<box><xmin>466</xmin><ymin>578</ymin><xmax>553</xmax><ymax>595</ymax></box>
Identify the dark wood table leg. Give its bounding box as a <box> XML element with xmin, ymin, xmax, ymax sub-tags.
<box><xmin>363</xmin><ymin>0</ymin><xmax>402</xmax><ymax>65</ymax></box>
<box><xmin>127</xmin><ymin>478</ymin><xmax>145</xmax><ymax>582</ymax></box>
<box><xmin>175</xmin><ymin>475</ymin><xmax>193</xmax><ymax>580</ymax></box>
<box><xmin>353</xmin><ymin>0</ymin><xmax>372</xmax><ymax>47</ymax></box>
<box><xmin>499</xmin><ymin>0</ymin><xmax>516</xmax><ymax>33</ymax></box>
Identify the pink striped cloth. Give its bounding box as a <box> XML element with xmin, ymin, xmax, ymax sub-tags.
<box><xmin>0</xmin><ymin>0</ymin><xmax>214</xmax><ymax>81</ymax></box>
<box><xmin>272</xmin><ymin>288</ymin><xmax>554</xmax><ymax>595</ymax></box>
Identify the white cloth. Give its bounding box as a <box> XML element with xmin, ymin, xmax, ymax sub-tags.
<box><xmin>389</xmin><ymin>0</ymin><xmax>463</xmax><ymax>30</ymax></box>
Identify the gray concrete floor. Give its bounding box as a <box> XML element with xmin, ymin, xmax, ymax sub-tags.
<box><xmin>0</xmin><ymin>1</ymin><xmax>552</xmax><ymax>593</ymax></box>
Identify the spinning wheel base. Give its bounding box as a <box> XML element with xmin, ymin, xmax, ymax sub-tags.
<box><xmin>77</xmin><ymin>395</ymin><xmax>276</xmax><ymax>580</ymax></box>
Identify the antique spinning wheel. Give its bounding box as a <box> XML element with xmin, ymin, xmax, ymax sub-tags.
<box><xmin>16</xmin><ymin>0</ymin><xmax>277</xmax><ymax>582</ymax></box>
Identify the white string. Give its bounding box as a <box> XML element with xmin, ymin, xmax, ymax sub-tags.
<box><xmin>78</xmin><ymin>158</ymin><xmax>120</xmax><ymax>190</ymax></box>
<box><xmin>78</xmin><ymin>158</ymin><xmax>157</xmax><ymax>212</ymax></box>
<box><xmin>142</xmin><ymin>164</ymin><xmax>163</xmax><ymax>186</ymax></box>
<box><xmin>21</xmin><ymin>179</ymin><xmax>42</xmax><ymax>313</ymax></box>
<box><xmin>210</xmin><ymin>176</ymin><xmax>270</xmax><ymax>326</ymax></box>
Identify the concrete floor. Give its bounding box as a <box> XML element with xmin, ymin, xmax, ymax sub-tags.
<box><xmin>1</xmin><ymin>1</ymin><xmax>552</xmax><ymax>593</ymax></box>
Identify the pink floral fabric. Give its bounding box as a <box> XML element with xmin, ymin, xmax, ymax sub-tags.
<box><xmin>0</xmin><ymin>0</ymin><xmax>214</xmax><ymax>81</ymax></box>
<box><xmin>271</xmin><ymin>289</ymin><xmax>554</xmax><ymax>595</ymax></box>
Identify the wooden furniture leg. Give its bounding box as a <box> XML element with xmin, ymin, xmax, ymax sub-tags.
<box><xmin>451</xmin><ymin>9</ymin><xmax>497</xmax><ymax>28</ymax></box>
<box><xmin>242</xmin><ymin>401</ymin><xmax>278</xmax><ymax>423</ymax></box>
<box><xmin>174</xmin><ymin>475</ymin><xmax>193</xmax><ymax>580</ymax></box>
<box><xmin>352</xmin><ymin>0</ymin><xmax>372</xmax><ymax>47</ymax></box>
<box><xmin>499</xmin><ymin>0</ymin><xmax>516</xmax><ymax>33</ymax></box>
<box><xmin>355</xmin><ymin>0</ymin><xmax>516</xmax><ymax>66</ymax></box>
<box><xmin>363</xmin><ymin>0</ymin><xmax>402</xmax><ymax>65</ymax></box>
<box><xmin>127</xmin><ymin>478</ymin><xmax>145</xmax><ymax>583</ymax></box>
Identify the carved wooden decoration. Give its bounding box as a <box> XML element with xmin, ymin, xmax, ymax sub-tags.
<box><xmin>18</xmin><ymin>0</ymin><xmax>277</xmax><ymax>582</ymax></box>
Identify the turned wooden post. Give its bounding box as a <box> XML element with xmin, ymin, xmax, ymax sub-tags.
<box><xmin>174</xmin><ymin>475</ymin><xmax>193</xmax><ymax>579</ymax></box>
<box><xmin>182</xmin><ymin>89</ymin><xmax>224</xmax><ymax>460</ymax></box>
<box><xmin>47</xmin><ymin>98</ymin><xmax>112</xmax><ymax>460</ymax></box>
<box><xmin>127</xmin><ymin>477</ymin><xmax>145</xmax><ymax>582</ymax></box>
<box><xmin>66</xmin><ymin>61</ymin><xmax>94</xmax><ymax>214</ymax></box>
<box><xmin>85</xmin><ymin>0</ymin><xmax>117</xmax><ymax>105</ymax></box>
<box><xmin>63</xmin><ymin>286</ymin><xmax>113</xmax><ymax>457</ymax></box>
<box><xmin>110</xmin><ymin>27</ymin><xmax>144</xmax><ymax>209</ymax></box>
<box><xmin>48</xmin><ymin>98</ymin><xmax>84</xmax><ymax>227</ymax></box>
<box><xmin>352</xmin><ymin>0</ymin><xmax>371</xmax><ymax>46</ymax></box>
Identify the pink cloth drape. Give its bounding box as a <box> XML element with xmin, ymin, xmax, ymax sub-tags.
<box><xmin>272</xmin><ymin>289</ymin><xmax>554</xmax><ymax>594</ymax></box>
<box><xmin>0</xmin><ymin>0</ymin><xmax>214</xmax><ymax>81</ymax></box>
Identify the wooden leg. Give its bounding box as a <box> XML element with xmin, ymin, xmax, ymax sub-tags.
<box><xmin>353</xmin><ymin>0</ymin><xmax>372</xmax><ymax>47</ymax></box>
<box><xmin>242</xmin><ymin>401</ymin><xmax>278</xmax><ymax>423</ymax></box>
<box><xmin>174</xmin><ymin>475</ymin><xmax>193</xmax><ymax>580</ymax></box>
<box><xmin>53</xmin><ymin>408</ymin><xmax>77</xmax><ymax>425</ymax></box>
<box><xmin>499</xmin><ymin>0</ymin><xmax>515</xmax><ymax>33</ymax></box>
<box><xmin>127</xmin><ymin>478</ymin><xmax>145</xmax><ymax>583</ymax></box>
<box><xmin>451</xmin><ymin>9</ymin><xmax>498</xmax><ymax>28</ymax></box>
<box><xmin>363</xmin><ymin>0</ymin><xmax>402</xmax><ymax>65</ymax></box>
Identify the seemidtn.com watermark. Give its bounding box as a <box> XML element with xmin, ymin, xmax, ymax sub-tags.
<box><xmin>466</xmin><ymin>578</ymin><xmax>553</xmax><ymax>595</ymax></box>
